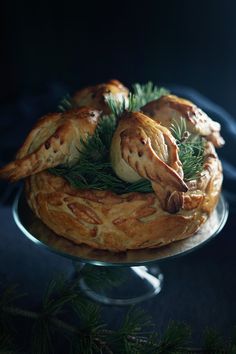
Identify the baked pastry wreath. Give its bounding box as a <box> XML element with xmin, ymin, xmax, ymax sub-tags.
<box><xmin>0</xmin><ymin>80</ymin><xmax>224</xmax><ymax>251</ymax></box>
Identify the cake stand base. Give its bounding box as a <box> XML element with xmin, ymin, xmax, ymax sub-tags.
<box><xmin>77</xmin><ymin>263</ymin><xmax>163</xmax><ymax>305</ymax></box>
<box><xmin>13</xmin><ymin>191</ymin><xmax>228</xmax><ymax>306</ymax></box>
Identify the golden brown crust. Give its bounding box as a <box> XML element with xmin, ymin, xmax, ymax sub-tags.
<box><xmin>72</xmin><ymin>79</ymin><xmax>129</xmax><ymax>114</ymax></box>
<box><xmin>110</xmin><ymin>111</ymin><xmax>188</xmax><ymax>212</ymax></box>
<box><xmin>24</xmin><ymin>144</ymin><xmax>222</xmax><ymax>251</ymax></box>
<box><xmin>0</xmin><ymin>81</ymin><xmax>224</xmax><ymax>252</ymax></box>
<box><xmin>0</xmin><ymin>107</ymin><xmax>101</xmax><ymax>182</ymax></box>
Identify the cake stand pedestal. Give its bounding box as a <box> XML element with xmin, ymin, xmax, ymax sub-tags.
<box><xmin>13</xmin><ymin>191</ymin><xmax>228</xmax><ymax>306</ymax></box>
<box><xmin>77</xmin><ymin>264</ymin><xmax>163</xmax><ymax>305</ymax></box>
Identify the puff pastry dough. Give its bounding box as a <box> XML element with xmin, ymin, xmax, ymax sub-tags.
<box><xmin>0</xmin><ymin>81</ymin><xmax>224</xmax><ymax>252</ymax></box>
<box><xmin>0</xmin><ymin>107</ymin><xmax>101</xmax><ymax>181</ymax></box>
<box><xmin>142</xmin><ymin>94</ymin><xmax>225</xmax><ymax>148</ymax></box>
<box><xmin>72</xmin><ymin>79</ymin><xmax>129</xmax><ymax>114</ymax></box>
<box><xmin>110</xmin><ymin>111</ymin><xmax>188</xmax><ymax>213</ymax></box>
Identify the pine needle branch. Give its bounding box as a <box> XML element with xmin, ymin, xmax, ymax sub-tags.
<box><xmin>0</xmin><ymin>275</ymin><xmax>235</xmax><ymax>353</ymax></box>
<box><xmin>79</xmin><ymin>265</ymin><xmax>127</xmax><ymax>291</ymax></box>
<box><xmin>57</xmin><ymin>94</ymin><xmax>77</xmax><ymax>112</ymax></box>
<box><xmin>121</xmin><ymin>307</ymin><xmax>153</xmax><ymax>335</ymax></box>
<box><xmin>204</xmin><ymin>328</ymin><xmax>226</xmax><ymax>352</ymax></box>
<box><xmin>104</xmin><ymin>94</ymin><xmax>129</xmax><ymax>117</ymax></box>
<box><xmin>170</xmin><ymin>118</ymin><xmax>205</xmax><ymax>181</ymax></box>
<box><xmin>41</xmin><ymin>275</ymin><xmax>80</xmax><ymax>317</ymax></box>
<box><xmin>0</xmin><ymin>332</ymin><xmax>17</xmax><ymax>354</ymax></box>
<box><xmin>49</xmin><ymin>115</ymin><xmax>153</xmax><ymax>194</ymax></box>
<box><xmin>0</xmin><ymin>284</ymin><xmax>26</xmax><ymax>308</ymax></box>
<box><xmin>52</xmin><ymin>82</ymin><xmax>170</xmax><ymax>194</ymax></box>
<box><xmin>157</xmin><ymin>321</ymin><xmax>191</xmax><ymax>353</ymax></box>
<box><xmin>52</xmin><ymin>83</ymin><xmax>205</xmax><ymax>194</ymax></box>
<box><xmin>31</xmin><ymin>319</ymin><xmax>54</xmax><ymax>354</ymax></box>
<box><xmin>132</xmin><ymin>81</ymin><xmax>169</xmax><ymax>109</ymax></box>
<box><xmin>105</xmin><ymin>82</ymin><xmax>168</xmax><ymax>117</ymax></box>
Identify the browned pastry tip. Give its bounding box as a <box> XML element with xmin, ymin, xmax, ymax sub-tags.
<box><xmin>142</xmin><ymin>94</ymin><xmax>225</xmax><ymax>148</ymax></box>
<box><xmin>120</xmin><ymin>127</ymin><xmax>187</xmax><ymax>192</ymax></box>
<box><xmin>0</xmin><ymin>107</ymin><xmax>102</xmax><ymax>182</ymax></box>
<box><xmin>72</xmin><ymin>79</ymin><xmax>129</xmax><ymax>114</ymax></box>
<box><xmin>111</xmin><ymin>111</ymin><xmax>188</xmax><ymax>212</ymax></box>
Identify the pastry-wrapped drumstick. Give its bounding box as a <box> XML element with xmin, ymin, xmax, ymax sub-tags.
<box><xmin>0</xmin><ymin>107</ymin><xmax>101</xmax><ymax>182</ymax></box>
<box><xmin>72</xmin><ymin>79</ymin><xmax>129</xmax><ymax>114</ymax></box>
<box><xmin>142</xmin><ymin>94</ymin><xmax>225</xmax><ymax>148</ymax></box>
<box><xmin>110</xmin><ymin>111</ymin><xmax>188</xmax><ymax>213</ymax></box>
<box><xmin>0</xmin><ymin>79</ymin><xmax>129</xmax><ymax>182</ymax></box>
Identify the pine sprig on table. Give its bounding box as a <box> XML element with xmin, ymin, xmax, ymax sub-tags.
<box><xmin>31</xmin><ymin>319</ymin><xmax>54</xmax><ymax>354</ymax></box>
<box><xmin>79</xmin><ymin>265</ymin><xmax>127</xmax><ymax>290</ymax></box>
<box><xmin>204</xmin><ymin>328</ymin><xmax>225</xmax><ymax>352</ymax></box>
<box><xmin>157</xmin><ymin>321</ymin><xmax>191</xmax><ymax>353</ymax></box>
<box><xmin>0</xmin><ymin>275</ymin><xmax>234</xmax><ymax>354</ymax></box>
<box><xmin>0</xmin><ymin>332</ymin><xmax>17</xmax><ymax>354</ymax></box>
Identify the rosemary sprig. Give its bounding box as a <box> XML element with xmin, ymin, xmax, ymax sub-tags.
<box><xmin>171</xmin><ymin>118</ymin><xmax>205</xmax><ymax>181</ymax></box>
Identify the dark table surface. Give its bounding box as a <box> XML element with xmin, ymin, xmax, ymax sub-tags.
<box><xmin>0</xmin><ymin>85</ymin><xmax>235</xmax><ymax>347</ymax></box>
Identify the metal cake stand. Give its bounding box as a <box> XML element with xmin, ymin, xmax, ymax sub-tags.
<box><xmin>13</xmin><ymin>191</ymin><xmax>228</xmax><ymax>305</ymax></box>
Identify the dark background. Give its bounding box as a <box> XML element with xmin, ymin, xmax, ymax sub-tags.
<box><xmin>0</xmin><ymin>0</ymin><xmax>236</xmax><ymax>350</ymax></box>
<box><xmin>1</xmin><ymin>0</ymin><xmax>236</xmax><ymax>116</ymax></box>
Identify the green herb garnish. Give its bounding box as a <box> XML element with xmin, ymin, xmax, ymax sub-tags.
<box><xmin>57</xmin><ymin>94</ymin><xmax>75</xmax><ymax>112</ymax></box>
<box><xmin>132</xmin><ymin>81</ymin><xmax>169</xmax><ymax>109</ymax></box>
<box><xmin>49</xmin><ymin>113</ymin><xmax>153</xmax><ymax>194</ymax></box>
<box><xmin>105</xmin><ymin>82</ymin><xmax>169</xmax><ymax>114</ymax></box>
<box><xmin>49</xmin><ymin>161</ymin><xmax>153</xmax><ymax>194</ymax></box>
<box><xmin>171</xmin><ymin>118</ymin><xmax>205</xmax><ymax>181</ymax></box>
<box><xmin>51</xmin><ymin>83</ymin><xmax>204</xmax><ymax>193</ymax></box>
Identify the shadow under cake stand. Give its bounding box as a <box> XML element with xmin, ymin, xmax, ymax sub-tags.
<box><xmin>13</xmin><ymin>191</ymin><xmax>228</xmax><ymax>305</ymax></box>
